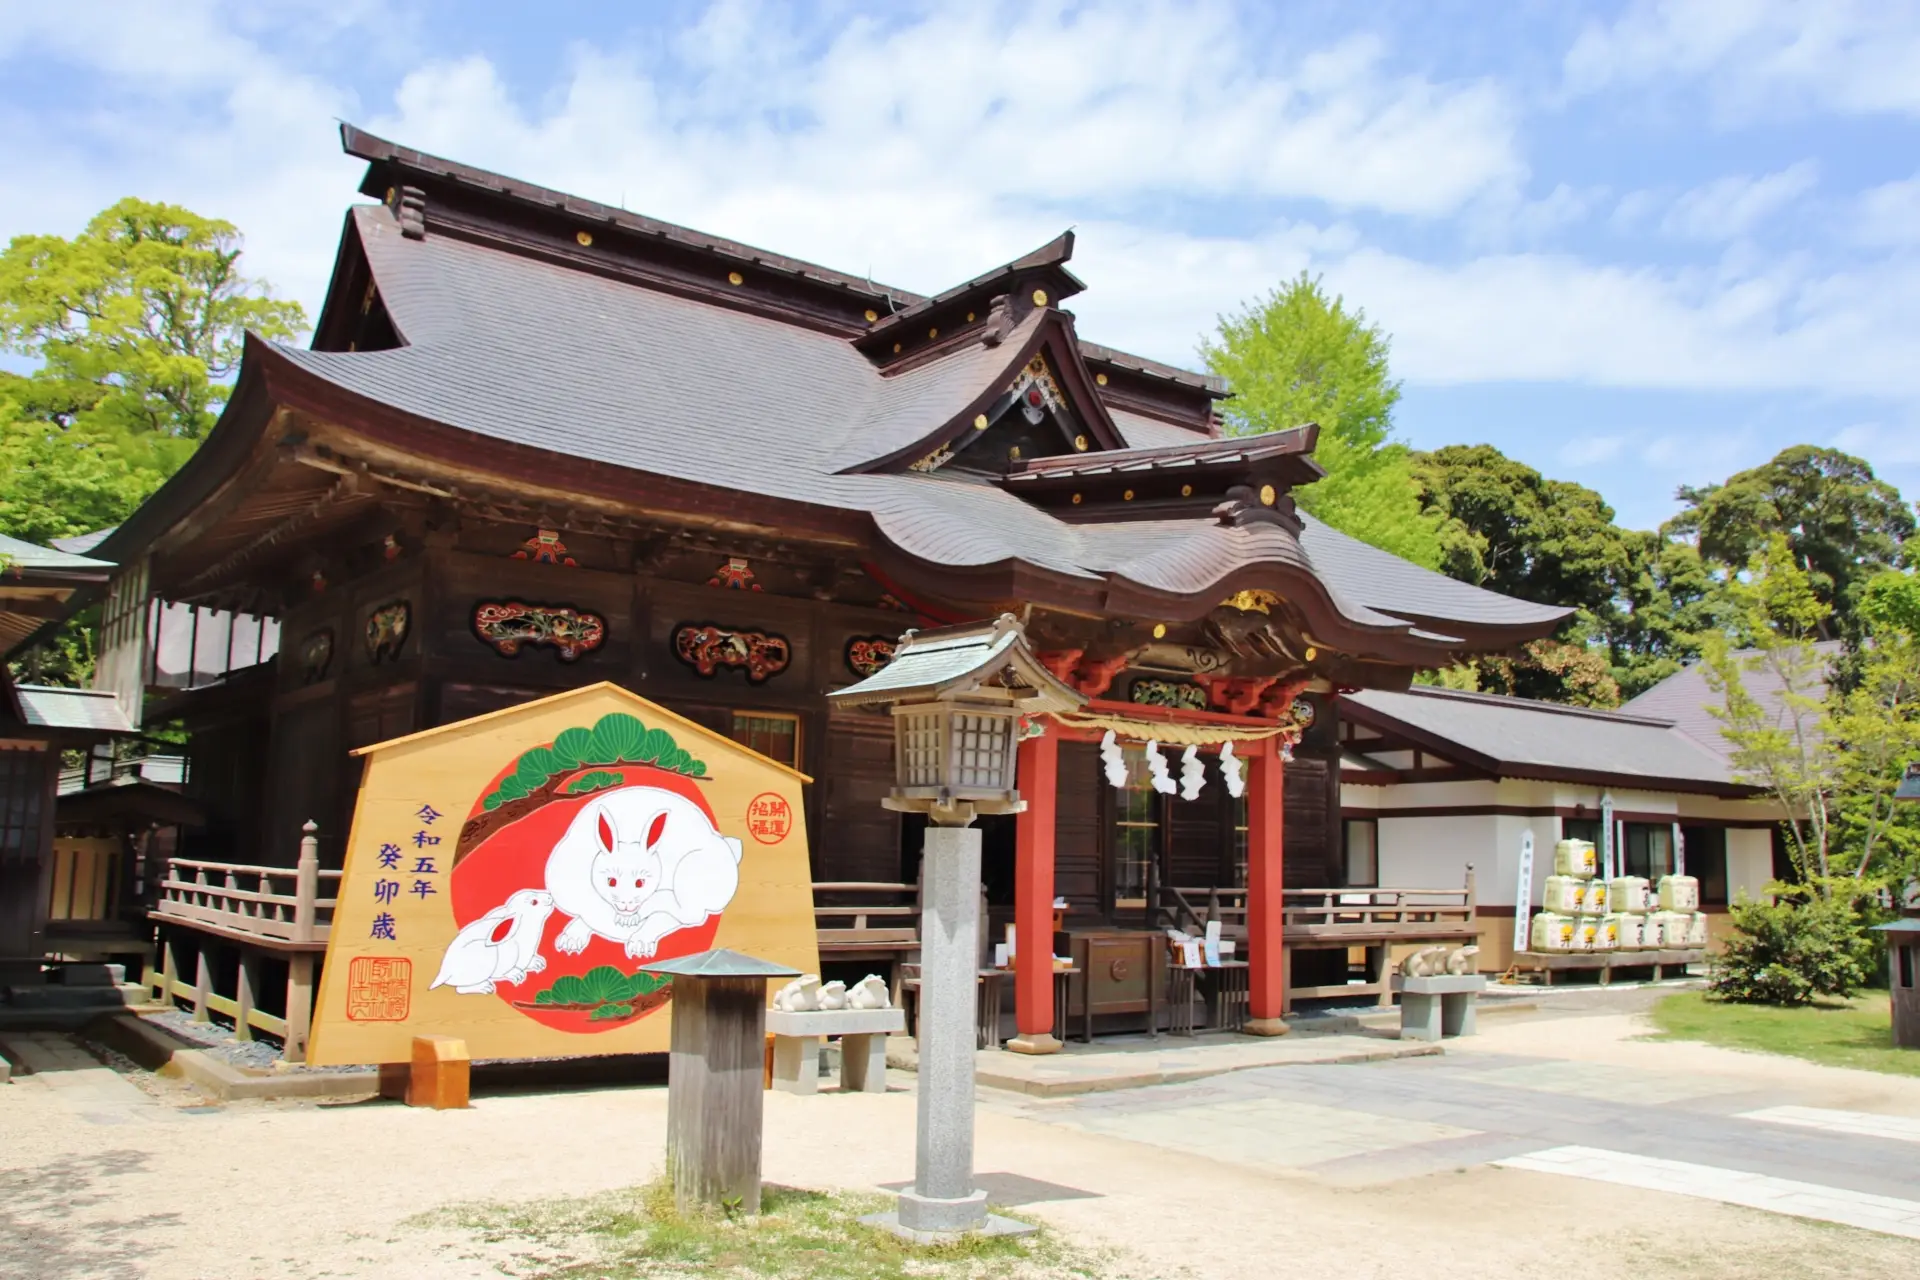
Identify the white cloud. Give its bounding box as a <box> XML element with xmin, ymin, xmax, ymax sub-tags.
<box><xmin>1855</xmin><ymin>174</ymin><xmax>1920</xmax><ymax>246</ymax></box>
<box><xmin>1</xmin><ymin>0</ymin><xmax>1918</xmax><ymax>430</ymax></box>
<box><xmin>1560</xmin><ymin>435</ymin><xmax>1626</xmax><ymax>466</ymax></box>
<box><xmin>1565</xmin><ymin>0</ymin><xmax>1920</xmax><ymax>119</ymax></box>
<box><xmin>1832</xmin><ymin>420</ymin><xmax>1920</xmax><ymax>467</ymax></box>
<box><xmin>1658</xmin><ymin>161</ymin><xmax>1818</xmax><ymax>241</ymax></box>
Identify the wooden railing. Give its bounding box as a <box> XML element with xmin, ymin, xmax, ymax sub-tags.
<box><xmin>150</xmin><ymin>823</ymin><xmax>339</xmax><ymax>947</ymax></box>
<box><xmin>144</xmin><ymin>821</ymin><xmax>333</xmax><ymax>1062</ymax></box>
<box><xmin>1158</xmin><ymin>866</ymin><xmax>1477</xmax><ymax>943</ymax></box>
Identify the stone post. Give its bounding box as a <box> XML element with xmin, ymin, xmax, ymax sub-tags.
<box><xmin>896</xmin><ymin>823</ymin><xmax>990</xmax><ymax>1232</ymax></box>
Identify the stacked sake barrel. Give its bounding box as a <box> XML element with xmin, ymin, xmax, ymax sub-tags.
<box><xmin>1531</xmin><ymin>839</ymin><xmax>1610</xmax><ymax>952</ymax></box>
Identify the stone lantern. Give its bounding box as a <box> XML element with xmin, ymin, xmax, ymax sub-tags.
<box><xmin>829</xmin><ymin>613</ymin><xmax>1084</xmax><ymax>1239</ymax></box>
<box><xmin>1898</xmin><ymin>762</ymin><xmax>1920</xmax><ymax>803</ymax></box>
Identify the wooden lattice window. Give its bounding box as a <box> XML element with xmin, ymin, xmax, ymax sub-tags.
<box><xmin>0</xmin><ymin>748</ymin><xmax>47</xmax><ymax>866</ymax></box>
<box><xmin>1113</xmin><ymin>746</ymin><xmax>1160</xmax><ymax>909</ymax></box>
<box><xmin>729</xmin><ymin>712</ymin><xmax>801</xmax><ymax>770</ymax></box>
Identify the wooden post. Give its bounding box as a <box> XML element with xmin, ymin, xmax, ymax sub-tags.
<box><xmin>1010</xmin><ymin>730</ymin><xmax>1060</xmax><ymax>1054</ymax></box>
<box><xmin>1244</xmin><ymin>737</ymin><xmax>1288</xmax><ymax>1034</ymax></box>
<box><xmin>293</xmin><ymin>820</ymin><xmax>320</xmax><ymax>943</ymax></box>
<box><xmin>192</xmin><ymin>946</ymin><xmax>212</xmax><ymax>1023</ymax></box>
<box><xmin>159</xmin><ymin>934</ymin><xmax>177</xmax><ymax>1006</ymax></box>
<box><xmin>234</xmin><ymin>952</ymin><xmax>258</xmax><ymax>1041</ymax></box>
<box><xmin>666</xmin><ymin>974</ymin><xmax>771</xmax><ymax>1214</ymax></box>
<box><xmin>284</xmin><ymin>953</ymin><xmax>314</xmax><ymax>1064</ymax></box>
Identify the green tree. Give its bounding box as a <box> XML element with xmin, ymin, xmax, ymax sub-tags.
<box><xmin>0</xmin><ymin>198</ymin><xmax>306</xmax><ymax>443</ymax></box>
<box><xmin>1410</xmin><ymin>444</ymin><xmax>1644</xmax><ymax>705</ymax></box>
<box><xmin>1702</xmin><ymin>534</ymin><xmax>1841</xmax><ymax>884</ymax></box>
<box><xmin>0</xmin><ymin>199</ymin><xmax>304</xmax><ymax>684</ymax></box>
<box><xmin>1833</xmin><ymin>570</ymin><xmax>1920</xmax><ymax>881</ymax></box>
<box><xmin>1203</xmin><ymin>272</ymin><xmax>1443</xmax><ymax>568</ymax></box>
<box><xmin>1670</xmin><ymin>446</ymin><xmax>1914</xmax><ymax>637</ymax></box>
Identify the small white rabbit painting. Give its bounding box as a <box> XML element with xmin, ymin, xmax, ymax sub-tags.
<box><xmin>429</xmin><ymin>889</ymin><xmax>555</xmax><ymax>995</ymax></box>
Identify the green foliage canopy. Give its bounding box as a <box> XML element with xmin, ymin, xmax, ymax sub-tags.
<box><xmin>1202</xmin><ymin>272</ymin><xmax>1443</xmax><ymax>569</ymax></box>
<box><xmin>1670</xmin><ymin>446</ymin><xmax>1914</xmax><ymax>637</ymax></box>
<box><xmin>0</xmin><ymin>198</ymin><xmax>306</xmax><ymax>545</ymax></box>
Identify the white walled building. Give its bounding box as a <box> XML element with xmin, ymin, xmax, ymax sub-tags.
<box><xmin>1335</xmin><ymin>681</ymin><xmax>1783</xmax><ymax>970</ymax></box>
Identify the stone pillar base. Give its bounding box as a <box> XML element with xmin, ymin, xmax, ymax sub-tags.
<box><xmin>896</xmin><ymin>1187</ymin><xmax>990</xmax><ymax>1234</ymax></box>
<box><xmin>1241</xmin><ymin>1017</ymin><xmax>1291</xmax><ymax>1038</ymax></box>
<box><xmin>1005</xmin><ymin>1033</ymin><xmax>1062</xmax><ymax>1056</ymax></box>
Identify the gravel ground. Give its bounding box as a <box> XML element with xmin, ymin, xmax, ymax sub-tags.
<box><xmin>4</xmin><ymin>1000</ymin><xmax>1916</xmax><ymax>1279</ymax></box>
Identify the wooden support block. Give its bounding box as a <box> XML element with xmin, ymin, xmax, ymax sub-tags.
<box><xmin>404</xmin><ymin>1035</ymin><xmax>470</xmax><ymax>1110</ymax></box>
<box><xmin>378</xmin><ymin>1062</ymin><xmax>410</xmax><ymax>1101</ymax></box>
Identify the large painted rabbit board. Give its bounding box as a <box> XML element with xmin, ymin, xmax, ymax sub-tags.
<box><xmin>308</xmin><ymin>683</ymin><xmax>817</xmax><ymax>1065</ymax></box>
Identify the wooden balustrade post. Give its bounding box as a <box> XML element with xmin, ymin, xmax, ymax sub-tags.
<box><xmin>193</xmin><ymin>946</ymin><xmax>212</xmax><ymax>1023</ymax></box>
<box><xmin>284</xmin><ymin>954</ymin><xmax>314</xmax><ymax>1063</ymax></box>
<box><xmin>160</xmin><ymin>934</ymin><xmax>177</xmax><ymax>1006</ymax></box>
<box><xmin>235</xmin><ymin>952</ymin><xmax>259</xmax><ymax>1042</ymax></box>
<box><xmin>294</xmin><ymin>820</ymin><xmax>320</xmax><ymax>944</ymax></box>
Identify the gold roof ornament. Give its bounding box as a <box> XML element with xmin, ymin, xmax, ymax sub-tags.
<box><xmin>1221</xmin><ymin>589</ymin><xmax>1281</xmax><ymax>615</ymax></box>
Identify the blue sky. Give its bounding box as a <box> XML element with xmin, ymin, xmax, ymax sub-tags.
<box><xmin>3</xmin><ymin>0</ymin><xmax>1917</xmax><ymax>530</ymax></box>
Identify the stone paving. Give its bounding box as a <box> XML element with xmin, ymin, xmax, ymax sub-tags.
<box><xmin>989</xmin><ymin>1038</ymin><xmax>1920</xmax><ymax>1216</ymax></box>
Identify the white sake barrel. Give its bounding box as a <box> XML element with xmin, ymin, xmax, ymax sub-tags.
<box><xmin>1614</xmin><ymin>912</ymin><xmax>1646</xmax><ymax>949</ymax></box>
<box><xmin>1591</xmin><ymin>915</ymin><xmax>1620</xmax><ymax>951</ymax></box>
<box><xmin>1581</xmin><ymin>881</ymin><xmax>1609</xmax><ymax>914</ymax></box>
<box><xmin>1554</xmin><ymin>839</ymin><xmax>1598</xmax><ymax>878</ymax></box>
<box><xmin>1542</xmin><ymin>875</ymin><xmax>1584</xmax><ymax>914</ymax></box>
<box><xmin>1686</xmin><ymin>912</ymin><xmax>1710</xmax><ymax>947</ymax></box>
<box><xmin>1530</xmin><ymin>912</ymin><xmax>1575</xmax><ymax>952</ymax></box>
<box><xmin>1658</xmin><ymin>875</ymin><xmax>1700</xmax><ymax>912</ymax></box>
<box><xmin>1648</xmin><ymin>911</ymin><xmax>1684</xmax><ymax>948</ymax></box>
<box><xmin>1608</xmin><ymin>876</ymin><xmax>1651</xmax><ymax>912</ymax></box>
<box><xmin>1572</xmin><ymin>918</ymin><xmax>1601</xmax><ymax>952</ymax></box>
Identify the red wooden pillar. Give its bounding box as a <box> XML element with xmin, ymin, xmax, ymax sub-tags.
<box><xmin>1244</xmin><ymin>736</ymin><xmax>1289</xmax><ymax>1035</ymax></box>
<box><xmin>1009</xmin><ymin>728</ymin><xmax>1061</xmax><ymax>1054</ymax></box>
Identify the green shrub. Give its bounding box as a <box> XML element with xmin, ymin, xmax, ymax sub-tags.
<box><xmin>1709</xmin><ymin>881</ymin><xmax>1875</xmax><ymax>1005</ymax></box>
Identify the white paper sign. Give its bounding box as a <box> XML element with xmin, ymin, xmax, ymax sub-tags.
<box><xmin>1673</xmin><ymin>822</ymin><xmax>1685</xmax><ymax>878</ymax></box>
<box><xmin>1600</xmin><ymin>791</ymin><xmax>1616</xmax><ymax>881</ymax></box>
<box><xmin>1181</xmin><ymin>939</ymin><xmax>1203</xmax><ymax>968</ymax></box>
<box><xmin>1512</xmin><ymin>829</ymin><xmax>1535</xmax><ymax>954</ymax></box>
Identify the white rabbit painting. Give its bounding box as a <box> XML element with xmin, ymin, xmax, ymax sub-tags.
<box><xmin>546</xmin><ymin>787</ymin><xmax>744</xmax><ymax>961</ymax></box>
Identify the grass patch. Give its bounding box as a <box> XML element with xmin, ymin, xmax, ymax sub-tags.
<box><xmin>1648</xmin><ymin>990</ymin><xmax>1920</xmax><ymax>1077</ymax></box>
<box><xmin>412</xmin><ymin>1178</ymin><xmax>1116</xmax><ymax>1279</ymax></box>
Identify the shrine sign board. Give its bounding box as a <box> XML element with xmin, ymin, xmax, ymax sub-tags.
<box><xmin>308</xmin><ymin>683</ymin><xmax>818</xmax><ymax>1065</ymax></box>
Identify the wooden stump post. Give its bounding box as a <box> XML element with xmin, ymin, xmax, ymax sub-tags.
<box><xmin>641</xmin><ymin>949</ymin><xmax>799</xmax><ymax>1217</ymax></box>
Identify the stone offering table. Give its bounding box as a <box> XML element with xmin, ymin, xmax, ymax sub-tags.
<box><xmin>1393</xmin><ymin>974</ymin><xmax>1486</xmax><ymax>1042</ymax></box>
<box><xmin>767</xmin><ymin>1007</ymin><xmax>906</xmax><ymax>1094</ymax></box>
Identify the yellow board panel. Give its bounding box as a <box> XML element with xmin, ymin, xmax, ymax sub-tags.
<box><xmin>309</xmin><ymin>683</ymin><xmax>819</xmax><ymax>1065</ymax></box>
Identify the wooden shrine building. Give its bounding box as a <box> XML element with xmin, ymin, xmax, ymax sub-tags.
<box><xmin>70</xmin><ymin>126</ymin><xmax>1569</xmax><ymax>1042</ymax></box>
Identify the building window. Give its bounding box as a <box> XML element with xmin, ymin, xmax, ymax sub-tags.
<box><xmin>1113</xmin><ymin>745</ymin><xmax>1161</xmax><ymax>909</ymax></box>
<box><xmin>729</xmin><ymin>711</ymin><xmax>801</xmax><ymax>770</ymax></box>
<box><xmin>1682</xmin><ymin>826</ymin><xmax>1728</xmax><ymax>904</ymax></box>
<box><xmin>1562</xmin><ymin>817</ymin><xmax>1602</xmax><ymax>849</ymax></box>
<box><xmin>1624</xmin><ymin>823</ymin><xmax>1675</xmax><ymax>881</ymax></box>
<box><xmin>1343</xmin><ymin>818</ymin><xmax>1378</xmax><ymax>887</ymax></box>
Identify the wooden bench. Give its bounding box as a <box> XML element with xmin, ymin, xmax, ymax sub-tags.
<box><xmin>812</xmin><ymin>881</ymin><xmax>919</xmax><ymax>1000</ymax></box>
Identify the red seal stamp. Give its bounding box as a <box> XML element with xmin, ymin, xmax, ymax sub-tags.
<box><xmin>345</xmin><ymin>955</ymin><xmax>412</xmax><ymax>1021</ymax></box>
<box><xmin>745</xmin><ymin>792</ymin><xmax>792</xmax><ymax>845</ymax></box>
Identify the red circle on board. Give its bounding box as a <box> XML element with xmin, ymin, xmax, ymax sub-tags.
<box><xmin>450</xmin><ymin>763</ymin><xmax>723</xmax><ymax>1034</ymax></box>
